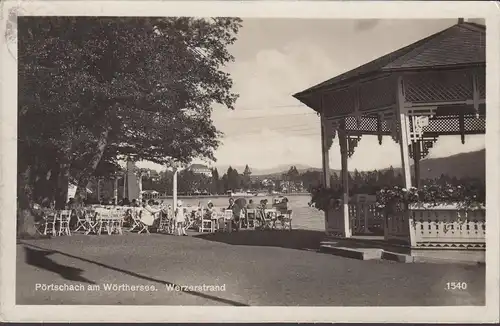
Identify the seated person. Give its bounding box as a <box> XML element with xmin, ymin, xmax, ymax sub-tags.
<box><xmin>141</xmin><ymin>199</ymin><xmax>163</xmax><ymax>228</ymax></box>
<box><xmin>205</xmin><ymin>201</ymin><xmax>215</xmax><ymax>217</ymax></box>
<box><xmin>246</xmin><ymin>199</ymin><xmax>258</xmax><ymax>209</ymax></box>
<box><xmin>273</xmin><ymin>196</ymin><xmax>289</xmax><ymax>213</ymax></box>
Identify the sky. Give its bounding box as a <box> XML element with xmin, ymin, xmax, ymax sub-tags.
<box><xmin>137</xmin><ymin>18</ymin><xmax>485</xmax><ymax>172</ymax></box>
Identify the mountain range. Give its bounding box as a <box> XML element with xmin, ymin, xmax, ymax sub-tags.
<box><xmin>215</xmin><ymin>149</ymin><xmax>485</xmax><ymax>181</ymax></box>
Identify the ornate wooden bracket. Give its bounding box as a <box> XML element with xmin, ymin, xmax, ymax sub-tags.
<box><xmin>409</xmin><ymin>136</ymin><xmax>438</xmax><ymax>159</ymax></box>
<box><xmin>347</xmin><ymin>135</ymin><xmax>361</xmax><ymax>158</ymax></box>
<box><xmin>354</xmin><ymin>85</ymin><xmax>361</xmax><ymax>129</ymax></box>
<box><xmin>322</xmin><ymin>119</ymin><xmax>339</xmax><ymax>150</ymax></box>
<box><xmin>376</xmin><ymin>114</ymin><xmax>383</xmax><ymax>145</ymax></box>
<box><xmin>458</xmin><ymin>112</ymin><xmax>465</xmax><ymax>144</ymax></box>
<box><xmin>381</xmin><ymin>109</ymin><xmax>399</xmax><ymax>143</ymax></box>
<box><xmin>471</xmin><ymin>72</ymin><xmax>480</xmax><ymax>118</ymax></box>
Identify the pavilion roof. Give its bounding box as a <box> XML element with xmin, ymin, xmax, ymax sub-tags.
<box><xmin>294</xmin><ymin>22</ymin><xmax>485</xmax><ymax>100</ymax></box>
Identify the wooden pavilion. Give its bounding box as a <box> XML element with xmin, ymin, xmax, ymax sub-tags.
<box><xmin>293</xmin><ymin>20</ymin><xmax>486</xmax><ymax>247</ymax></box>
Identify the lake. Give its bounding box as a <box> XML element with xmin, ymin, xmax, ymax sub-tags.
<box><xmin>158</xmin><ymin>194</ymin><xmax>325</xmax><ymax>231</ymax></box>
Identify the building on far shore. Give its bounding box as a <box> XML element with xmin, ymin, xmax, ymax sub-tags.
<box><xmin>187</xmin><ymin>164</ymin><xmax>212</xmax><ymax>177</ymax></box>
<box><xmin>142</xmin><ymin>190</ymin><xmax>160</xmax><ymax>200</ymax></box>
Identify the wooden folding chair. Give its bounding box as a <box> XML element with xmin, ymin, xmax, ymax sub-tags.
<box><xmin>110</xmin><ymin>210</ymin><xmax>124</xmax><ymax>235</ymax></box>
<box><xmin>58</xmin><ymin>210</ymin><xmax>72</xmax><ymax>236</ymax></box>
<box><xmin>222</xmin><ymin>209</ymin><xmax>233</xmax><ymax>232</ymax></box>
<box><xmin>128</xmin><ymin>208</ymin><xmax>143</xmax><ymax>232</ymax></box>
<box><xmin>74</xmin><ymin>209</ymin><xmax>88</xmax><ymax>233</ymax></box>
<box><xmin>246</xmin><ymin>208</ymin><xmax>257</xmax><ymax>230</ymax></box>
<box><xmin>258</xmin><ymin>209</ymin><xmax>275</xmax><ymax>230</ymax></box>
<box><xmin>276</xmin><ymin>209</ymin><xmax>293</xmax><ymax>231</ymax></box>
<box><xmin>95</xmin><ymin>208</ymin><xmax>113</xmax><ymax>235</ymax></box>
<box><xmin>43</xmin><ymin>212</ymin><xmax>57</xmax><ymax>236</ymax></box>
<box><xmin>138</xmin><ymin>210</ymin><xmax>153</xmax><ymax>234</ymax></box>
<box><xmin>158</xmin><ymin>210</ymin><xmax>171</xmax><ymax>233</ymax></box>
<box><xmin>84</xmin><ymin>209</ymin><xmax>98</xmax><ymax>235</ymax></box>
<box><xmin>184</xmin><ymin>211</ymin><xmax>196</xmax><ymax>231</ymax></box>
<box><xmin>199</xmin><ymin>210</ymin><xmax>216</xmax><ymax>233</ymax></box>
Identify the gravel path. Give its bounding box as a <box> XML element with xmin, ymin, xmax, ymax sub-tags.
<box><xmin>16</xmin><ymin>231</ymin><xmax>485</xmax><ymax>306</ymax></box>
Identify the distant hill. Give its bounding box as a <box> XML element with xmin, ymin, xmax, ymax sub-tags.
<box><xmin>418</xmin><ymin>149</ymin><xmax>485</xmax><ymax>181</ymax></box>
<box><xmin>215</xmin><ymin>164</ymin><xmax>314</xmax><ymax>176</ymax></box>
<box><xmin>245</xmin><ymin>149</ymin><xmax>485</xmax><ymax>181</ymax></box>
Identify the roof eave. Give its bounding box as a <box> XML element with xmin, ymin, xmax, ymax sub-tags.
<box><xmin>382</xmin><ymin>62</ymin><xmax>485</xmax><ymax>73</ymax></box>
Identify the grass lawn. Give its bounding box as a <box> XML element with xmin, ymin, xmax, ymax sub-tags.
<box><xmin>16</xmin><ymin>230</ymin><xmax>485</xmax><ymax>306</ymax></box>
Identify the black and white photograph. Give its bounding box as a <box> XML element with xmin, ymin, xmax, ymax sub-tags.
<box><xmin>1</xmin><ymin>0</ymin><xmax>499</xmax><ymax>323</ymax></box>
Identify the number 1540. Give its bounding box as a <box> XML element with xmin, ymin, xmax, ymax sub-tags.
<box><xmin>446</xmin><ymin>282</ymin><xmax>468</xmax><ymax>290</ymax></box>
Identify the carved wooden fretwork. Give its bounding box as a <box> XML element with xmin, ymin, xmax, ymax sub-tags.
<box><xmin>381</xmin><ymin>110</ymin><xmax>399</xmax><ymax>143</ymax></box>
<box><xmin>471</xmin><ymin>72</ymin><xmax>480</xmax><ymax>118</ymax></box>
<box><xmin>322</xmin><ymin>119</ymin><xmax>333</xmax><ymax>150</ymax></box>
<box><xmin>458</xmin><ymin>113</ymin><xmax>465</xmax><ymax>144</ymax></box>
<box><xmin>409</xmin><ymin>136</ymin><xmax>438</xmax><ymax>159</ymax></box>
<box><xmin>347</xmin><ymin>135</ymin><xmax>361</xmax><ymax>158</ymax></box>
<box><xmin>405</xmin><ymin>107</ymin><xmax>437</xmax><ymax>144</ymax></box>
<box><xmin>376</xmin><ymin>114</ymin><xmax>383</xmax><ymax>145</ymax></box>
<box><xmin>353</xmin><ymin>85</ymin><xmax>361</xmax><ymax>128</ymax></box>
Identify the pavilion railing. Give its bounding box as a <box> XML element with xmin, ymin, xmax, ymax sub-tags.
<box><xmin>325</xmin><ymin>195</ymin><xmax>486</xmax><ymax>249</ymax></box>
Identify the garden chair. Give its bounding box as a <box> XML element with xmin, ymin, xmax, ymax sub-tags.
<box><xmin>182</xmin><ymin>209</ymin><xmax>197</xmax><ymax>231</ymax></box>
<box><xmin>84</xmin><ymin>209</ymin><xmax>98</xmax><ymax>235</ymax></box>
<box><xmin>256</xmin><ymin>208</ymin><xmax>275</xmax><ymax>230</ymax></box>
<box><xmin>43</xmin><ymin>213</ymin><xmax>58</xmax><ymax>236</ymax></box>
<box><xmin>158</xmin><ymin>210</ymin><xmax>171</xmax><ymax>233</ymax></box>
<box><xmin>222</xmin><ymin>209</ymin><xmax>233</xmax><ymax>233</ymax></box>
<box><xmin>109</xmin><ymin>210</ymin><xmax>124</xmax><ymax>235</ymax></box>
<box><xmin>138</xmin><ymin>210</ymin><xmax>155</xmax><ymax>234</ymax></box>
<box><xmin>128</xmin><ymin>208</ymin><xmax>143</xmax><ymax>232</ymax></box>
<box><xmin>276</xmin><ymin>209</ymin><xmax>293</xmax><ymax>231</ymax></box>
<box><xmin>95</xmin><ymin>209</ymin><xmax>113</xmax><ymax>235</ymax></box>
<box><xmin>199</xmin><ymin>210</ymin><xmax>216</xmax><ymax>233</ymax></box>
<box><xmin>74</xmin><ymin>209</ymin><xmax>89</xmax><ymax>232</ymax></box>
<box><xmin>57</xmin><ymin>210</ymin><xmax>72</xmax><ymax>236</ymax></box>
<box><xmin>245</xmin><ymin>208</ymin><xmax>257</xmax><ymax>230</ymax></box>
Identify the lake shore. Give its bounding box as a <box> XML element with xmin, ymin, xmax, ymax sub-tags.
<box><xmin>160</xmin><ymin>192</ymin><xmax>311</xmax><ymax>199</ymax></box>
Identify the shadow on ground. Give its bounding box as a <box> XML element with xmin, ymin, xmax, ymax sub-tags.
<box><xmin>20</xmin><ymin>242</ymin><xmax>248</xmax><ymax>306</ymax></box>
<box><xmin>194</xmin><ymin>229</ymin><xmax>324</xmax><ymax>251</ymax></box>
<box><xmin>23</xmin><ymin>246</ymin><xmax>96</xmax><ymax>284</ymax></box>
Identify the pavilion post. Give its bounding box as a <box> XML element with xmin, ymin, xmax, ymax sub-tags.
<box><xmin>138</xmin><ymin>174</ymin><xmax>143</xmax><ymax>203</ymax></box>
<box><xmin>396</xmin><ymin>76</ymin><xmax>412</xmax><ymax>189</ymax></box>
<box><xmin>412</xmin><ymin>142</ymin><xmax>421</xmax><ymax>188</ymax></box>
<box><xmin>173</xmin><ymin>168</ymin><xmax>178</xmax><ymax>215</ymax></box>
<box><xmin>338</xmin><ymin>124</ymin><xmax>351</xmax><ymax>238</ymax></box>
<box><xmin>113</xmin><ymin>178</ymin><xmax>118</xmax><ymax>205</ymax></box>
<box><xmin>320</xmin><ymin>100</ymin><xmax>332</xmax><ymax>234</ymax></box>
<box><xmin>97</xmin><ymin>179</ymin><xmax>101</xmax><ymax>203</ymax></box>
<box><xmin>122</xmin><ymin>175</ymin><xmax>126</xmax><ymax>199</ymax></box>
<box><xmin>320</xmin><ymin>115</ymin><xmax>331</xmax><ymax>188</ymax></box>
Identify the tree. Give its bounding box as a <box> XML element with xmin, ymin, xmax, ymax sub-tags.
<box><xmin>211</xmin><ymin>168</ymin><xmax>220</xmax><ymax>195</ymax></box>
<box><xmin>286</xmin><ymin>166</ymin><xmax>300</xmax><ymax>182</ymax></box>
<box><xmin>17</xmin><ymin>16</ymin><xmax>242</xmax><ymax>237</ymax></box>
<box><xmin>242</xmin><ymin>164</ymin><xmax>252</xmax><ymax>190</ymax></box>
<box><xmin>226</xmin><ymin>167</ymin><xmax>240</xmax><ymax>191</ymax></box>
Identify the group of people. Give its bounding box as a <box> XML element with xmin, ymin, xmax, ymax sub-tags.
<box><xmin>38</xmin><ymin>195</ymin><xmax>290</xmax><ymax>236</ymax></box>
<box><xmin>202</xmin><ymin>196</ymin><xmax>289</xmax><ymax>231</ymax></box>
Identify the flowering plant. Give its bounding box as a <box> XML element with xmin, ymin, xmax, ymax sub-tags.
<box><xmin>309</xmin><ymin>186</ymin><xmax>343</xmax><ymax>211</ymax></box>
<box><xmin>375</xmin><ymin>182</ymin><xmax>485</xmax><ymax>212</ymax></box>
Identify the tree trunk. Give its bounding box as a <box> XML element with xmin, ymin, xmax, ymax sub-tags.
<box><xmin>74</xmin><ymin>129</ymin><xmax>110</xmax><ymax>204</ymax></box>
<box><xmin>17</xmin><ymin>165</ymin><xmax>38</xmax><ymax>238</ymax></box>
<box><xmin>55</xmin><ymin>137</ymin><xmax>73</xmax><ymax>209</ymax></box>
<box><xmin>55</xmin><ymin>162</ymin><xmax>70</xmax><ymax>209</ymax></box>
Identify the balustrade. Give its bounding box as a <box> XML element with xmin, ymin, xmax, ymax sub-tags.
<box><xmin>325</xmin><ymin>194</ymin><xmax>486</xmax><ymax>249</ymax></box>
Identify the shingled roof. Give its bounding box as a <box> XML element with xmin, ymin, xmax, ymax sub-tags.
<box><xmin>294</xmin><ymin>22</ymin><xmax>485</xmax><ymax>98</ymax></box>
